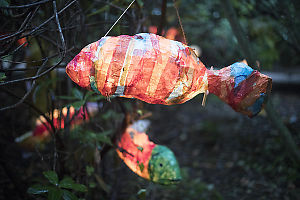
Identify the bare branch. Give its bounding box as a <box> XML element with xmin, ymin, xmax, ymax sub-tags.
<box><xmin>52</xmin><ymin>0</ymin><xmax>66</xmax><ymax>55</ymax></box>
<box><xmin>0</xmin><ymin>58</ymin><xmax>48</xmax><ymax>111</ymax></box>
<box><xmin>0</xmin><ymin>0</ymin><xmax>51</xmax><ymax>9</ymax></box>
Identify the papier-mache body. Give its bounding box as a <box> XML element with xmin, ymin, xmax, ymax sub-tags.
<box><xmin>66</xmin><ymin>33</ymin><xmax>272</xmax><ymax>117</ymax></box>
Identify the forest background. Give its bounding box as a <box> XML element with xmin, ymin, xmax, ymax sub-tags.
<box><xmin>0</xmin><ymin>0</ymin><xmax>300</xmax><ymax>199</ymax></box>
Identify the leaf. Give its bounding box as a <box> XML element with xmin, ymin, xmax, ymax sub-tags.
<box><xmin>86</xmin><ymin>166</ymin><xmax>94</xmax><ymax>176</ymax></box>
<box><xmin>48</xmin><ymin>187</ymin><xmax>63</xmax><ymax>200</ymax></box>
<box><xmin>69</xmin><ymin>184</ymin><xmax>87</xmax><ymax>192</ymax></box>
<box><xmin>71</xmin><ymin>100</ymin><xmax>86</xmax><ymax>109</ymax></box>
<box><xmin>137</xmin><ymin>189</ymin><xmax>146</xmax><ymax>200</ymax></box>
<box><xmin>59</xmin><ymin>177</ymin><xmax>87</xmax><ymax>192</ymax></box>
<box><xmin>137</xmin><ymin>146</ymin><xmax>143</xmax><ymax>152</ymax></box>
<box><xmin>59</xmin><ymin>177</ymin><xmax>75</xmax><ymax>189</ymax></box>
<box><xmin>0</xmin><ymin>72</ymin><xmax>6</xmax><ymax>82</ymax></box>
<box><xmin>72</xmin><ymin>88</ymin><xmax>84</xmax><ymax>100</ymax></box>
<box><xmin>83</xmin><ymin>91</ymin><xmax>94</xmax><ymax>101</ymax></box>
<box><xmin>43</xmin><ymin>171</ymin><xmax>59</xmax><ymax>186</ymax></box>
<box><xmin>88</xmin><ymin>95</ymin><xmax>106</xmax><ymax>102</ymax></box>
<box><xmin>27</xmin><ymin>184</ymin><xmax>49</xmax><ymax>195</ymax></box>
<box><xmin>136</xmin><ymin>0</ymin><xmax>144</xmax><ymax>7</ymax></box>
<box><xmin>58</xmin><ymin>96</ymin><xmax>79</xmax><ymax>100</ymax></box>
<box><xmin>88</xmin><ymin>182</ymin><xmax>96</xmax><ymax>188</ymax></box>
<box><xmin>96</xmin><ymin>134</ymin><xmax>112</xmax><ymax>146</ymax></box>
<box><xmin>62</xmin><ymin>190</ymin><xmax>78</xmax><ymax>200</ymax></box>
<box><xmin>138</xmin><ymin>162</ymin><xmax>144</xmax><ymax>172</ymax></box>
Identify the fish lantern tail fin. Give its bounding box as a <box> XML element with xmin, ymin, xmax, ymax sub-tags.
<box><xmin>207</xmin><ymin>62</ymin><xmax>272</xmax><ymax>117</ymax></box>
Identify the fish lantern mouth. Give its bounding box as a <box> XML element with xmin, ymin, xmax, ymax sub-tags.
<box><xmin>228</xmin><ymin>64</ymin><xmax>272</xmax><ymax>117</ymax></box>
<box><xmin>148</xmin><ymin>145</ymin><xmax>182</xmax><ymax>185</ymax></box>
<box><xmin>236</xmin><ymin>71</ymin><xmax>272</xmax><ymax>117</ymax></box>
<box><xmin>66</xmin><ymin>50</ymin><xmax>94</xmax><ymax>89</ymax></box>
<box><xmin>156</xmin><ymin>178</ymin><xmax>182</xmax><ymax>185</ymax></box>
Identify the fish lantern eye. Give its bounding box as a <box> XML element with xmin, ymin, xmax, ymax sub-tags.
<box><xmin>148</xmin><ymin>145</ymin><xmax>181</xmax><ymax>185</ymax></box>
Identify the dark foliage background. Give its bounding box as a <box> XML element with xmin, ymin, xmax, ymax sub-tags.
<box><xmin>0</xmin><ymin>0</ymin><xmax>300</xmax><ymax>199</ymax></box>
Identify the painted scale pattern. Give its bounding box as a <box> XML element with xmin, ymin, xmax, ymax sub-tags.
<box><xmin>66</xmin><ymin>33</ymin><xmax>272</xmax><ymax>117</ymax></box>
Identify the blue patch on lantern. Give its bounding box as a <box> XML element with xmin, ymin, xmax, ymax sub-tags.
<box><xmin>230</xmin><ymin>62</ymin><xmax>253</xmax><ymax>88</ymax></box>
<box><xmin>248</xmin><ymin>93</ymin><xmax>266</xmax><ymax>116</ymax></box>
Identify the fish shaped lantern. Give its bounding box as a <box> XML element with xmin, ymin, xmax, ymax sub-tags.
<box><xmin>66</xmin><ymin>33</ymin><xmax>272</xmax><ymax>117</ymax></box>
<box><xmin>116</xmin><ymin>120</ymin><xmax>181</xmax><ymax>185</ymax></box>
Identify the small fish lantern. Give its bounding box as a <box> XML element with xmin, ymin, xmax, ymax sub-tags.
<box><xmin>116</xmin><ymin>120</ymin><xmax>181</xmax><ymax>185</ymax></box>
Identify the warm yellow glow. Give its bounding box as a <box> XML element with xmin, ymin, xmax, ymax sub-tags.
<box><xmin>53</xmin><ymin>109</ymin><xmax>59</xmax><ymax>119</ymax></box>
<box><xmin>62</xmin><ymin>107</ymin><xmax>68</xmax><ymax>116</ymax></box>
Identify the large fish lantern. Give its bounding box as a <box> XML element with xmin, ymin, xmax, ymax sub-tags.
<box><xmin>66</xmin><ymin>33</ymin><xmax>271</xmax><ymax>117</ymax></box>
<box><xmin>116</xmin><ymin>120</ymin><xmax>181</xmax><ymax>185</ymax></box>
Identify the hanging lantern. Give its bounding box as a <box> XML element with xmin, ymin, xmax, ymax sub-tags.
<box><xmin>66</xmin><ymin>33</ymin><xmax>272</xmax><ymax>117</ymax></box>
<box><xmin>116</xmin><ymin>120</ymin><xmax>181</xmax><ymax>185</ymax></box>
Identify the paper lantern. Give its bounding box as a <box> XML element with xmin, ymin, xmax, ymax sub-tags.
<box><xmin>116</xmin><ymin>120</ymin><xmax>181</xmax><ymax>185</ymax></box>
<box><xmin>66</xmin><ymin>33</ymin><xmax>272</xmax><ymax>117</ymax></box>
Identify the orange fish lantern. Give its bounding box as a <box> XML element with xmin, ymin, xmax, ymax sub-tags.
<box><xmin>116</xmin><ymin>120</ymin><xmax>181</xmax><ymax>185</ymax></box>
<box><xmin>66</xmin><ymin>33</ymin><xmax>272</xmax><ymax>117</ymax></box>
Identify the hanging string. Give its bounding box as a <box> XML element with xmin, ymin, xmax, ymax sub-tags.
<box><xmin>103</xmin><ymin>0</ymin><xmax>136</xmax><ymax>37</ymax></box>
<box><xmin>173</xmin><ymin>0</ymin><xmax>187</xmax><ymax>44</ymax></box>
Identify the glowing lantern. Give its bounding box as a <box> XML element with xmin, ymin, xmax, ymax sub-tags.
<box><xmin>116</xmin><ymin>120</ymin><xmax>181</xmax><ymax>185</ymax></box>
<box><xmin>66</xmin><ymin>33</ymin><xmax>272</xmax><ymax>117</ymax></box>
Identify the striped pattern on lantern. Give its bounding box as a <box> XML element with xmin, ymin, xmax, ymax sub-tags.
<box><xmin>66</xmin><ymin>33</ymin><xmax>208</xmax><ymax>105</ymax></box>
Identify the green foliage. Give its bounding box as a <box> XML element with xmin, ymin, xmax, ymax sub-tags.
<box><xmin>0</xmin><ymin>0</ymin><xmax>10</xmax><ymax>15</ymax></box>
<box><xmin>0</xmin><ymin>72</ymin><xmax>6</xmax><ymax>82</ymax></box>
<box><xmin>70</xmin><ymin>127</ymin><xmax>113</xmax><ymax>146</ymax></box>
<box><xmin>137</xmin><ymin>189</ymin><xmax>146</xmax><ymax>200</ymax></box>
<box><xmin>59</xmin><ymin>88</ymin><xmax>106</xmax><ymax>109</ymax></box>
<box><xmin>28</xmin><ymin>171</ymin><xmax>87</xmax><ymax>200</ymax></box>
<box><xmin>43</xmin><ymin>171</ymin><xmax>59</xmax><ymax>186</ymax></box>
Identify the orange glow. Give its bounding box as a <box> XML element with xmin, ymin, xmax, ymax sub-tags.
<box><xmin>17</xmin><ymin>37</ymin><xmax>28</xmax><ymax>47</ymax></box>
<box><xmin>148</xmin><ymin>26</ymin><xmax>157</xmax><ymax>34</ymax></box>
<box><xmin>33</xmin><ymin>106</ymin><xmax>87</xmax><ymax>138</ymax></box>
<box><xmin>165</xmin><ymin>27</ymin><xmax>178</xmax><ymax>40</ymax></box>
<box><xmin>116</xmin><ymin>127</ymin><xmax>156</xmax><ymax>180</ymax></box>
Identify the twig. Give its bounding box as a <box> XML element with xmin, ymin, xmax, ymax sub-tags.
<box><xmin>52</xmin><ymin>0</ymin><xmax>66</xmax><ymax>55</ymax></box>
<box><xmin>0</xmin><ymin>0</ymin><xmax>51</xmax><ymax>9</ymax></box>
<box><xmin>0</xmin><ymin>58</ymin><xmax>48</xmax><ymax>111</ymax></box>
<box><xmin>0</xmin><ymin>6</ymin><xmax>40</xmax><ymax>42</ymax></box>
<box><xmin>0</xmin><ymin>0</ymin><xmax>77</xmax><ymax>42</ymax></box>
<box><xmin>0</xmin><ymin>87</ymin><xmax>56</xmax><ymax>133</ymax></box>
<box><xmin>173</xmin><ymin>0</ymin><xmax>187</xmax><ymax>44</ymax></box>
<box><xmin>0</xmin><ymin>46</ymin><xmax>75</xmax><ymax>65</ymax></box>
<box><xmin>0</xmin><ymin>6</ymin><xmax>39</xmax><ymax>56</ymax></box>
